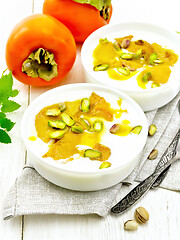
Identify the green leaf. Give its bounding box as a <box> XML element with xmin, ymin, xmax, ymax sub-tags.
<box><xmin>0</xmin><ymin>129</ymin><xmax>11</xmax><ymax>144</ymax></box>
<box><xmin>0</xmin><ymin>118</ymin><xmax>15</xmax><ymax>131</ymax></box>
<box><xmin>0</xmin><ymin>71</ymin><xmax>13</xmax><ymax>103</ymax></box>
<box><xmin>10</xmin><ymin>89</ymin><xmax>19</xmax><ymax>97</ymax></box>
<box><xmin>176</xmin><ymin>31</ymin><xmax>180</xmax><ymax>34</ymax></box>
<box><xmin>73</xmin><ymin>0</ymin><xmax>111</xmax><ymax>10</ymax></box>
<box><xmin>0</xmin><ymin>112</ymin><xmax>6</xmax><ymax>119</ymax></box>
<box><xmin>1</xmin><ymin>100</ymin><xmax>21</xmax><ymax>113</ymax></box>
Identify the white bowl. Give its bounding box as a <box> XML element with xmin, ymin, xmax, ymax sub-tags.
<box><xmin>81</xmin><ymin>22</ymin><xmax>180</xmax><ymax>111</ymax></box>
<box><xmin>21</xmin><ymin>83</ymin><xmax>148</xmax><ymax>191</ymax></box>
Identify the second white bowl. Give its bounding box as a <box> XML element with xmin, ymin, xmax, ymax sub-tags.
<box><xmin>81</xmin><ymin>22</ymin><xmax>180</xmax><ymax>111</ymax></box>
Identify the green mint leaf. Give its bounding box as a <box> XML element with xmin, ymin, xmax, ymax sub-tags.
<box><xmin>0</xmin><ymin>118</ymin><xmax>15</xmax><ymax>131</ymax></box>
<box><xmin>10</xmin><ymin>89</ymin><xmax>19</xmax><ymax>97</ymax></box>
<box><xmin>0</xmin><ymin>129</ymin><xmax>11</xmax><ymax>144</ymax></box>
<box><xmin>73</xmin><ymin>0</ymin><xmax>111</xmax><ymax>11</ymax></box>
<box><xmin>0</xmin><ymin>112</ymin><xmax>6</xmax><ymax>119</ymax></box>
<box><xmin>0</xmin><ymin>71</ymin><xmax>13</xmax><ymax>103</ymax></box>
<box><xmin>1</xmin><ymin>100</ymin><xmax>21</xmax><ymax>113</ymax></box>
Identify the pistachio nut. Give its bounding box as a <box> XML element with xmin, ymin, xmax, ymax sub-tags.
<box><xmin>135</xmin><ymin>207</ymin><xmax>149</xmax><ymax>223</ymax></box>
<box><xmin>148</xmin><ymin>124</ymin><xmax>157</xmax><ymax>136</ymax></box>
<box><xmin>124</xmin><ymin>220</ymin><xmax>139</xmax><ymax>230</ymax></box>
<box><xmin>151</xmin><ymin>82</ymin><xmax>160</xmax><ymax>88</ymax></box>
<box><xmin>148</xmin><ymin>149</ymin><xmax>158</xmax><ymax>160</ymax></box>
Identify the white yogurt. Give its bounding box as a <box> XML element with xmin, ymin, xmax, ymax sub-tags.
<box><xmin>22</xmin><ymin>84</ymin><xmax>148</xmax><ymax>173</ymax></box>
<box><xmin>81</xmin><ymin>22</ymin><xmax>180</xmax><ymax>111</ymax></box>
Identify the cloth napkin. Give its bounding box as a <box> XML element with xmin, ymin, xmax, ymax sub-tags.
<box><xmin>2</xmin><ymin>92</ymin><xmax>180</xmax><ymax>220</ymax></box>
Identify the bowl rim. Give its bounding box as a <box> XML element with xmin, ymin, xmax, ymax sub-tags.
<box><xmin>81</xmin><ymin>21</ymin><xmax>180</xmax><ymax>93</ymax></box>
<box><xmin>21</xmin><ymin>83</ymin><xmax>148</xmax><ymax>175</ymax></box>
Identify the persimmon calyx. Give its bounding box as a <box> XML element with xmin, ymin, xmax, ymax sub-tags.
<box><xmin>22</xmin><ymin>48</ymin><xmax>58</xmax><ymax>81</ymax></box>
<box><xmin>73</xmin><ymin>0</ymin><xmax>111</xmax><ymax>20</ymax></box>
<box><xmin>100</xmin><ymin>5</ymin><xmax>111</xmax><ymax>20</ymax></box>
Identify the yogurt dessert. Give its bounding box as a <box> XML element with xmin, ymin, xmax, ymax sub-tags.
<box><xmin>81</xmin><ymin>23</ymin><xmax>180</xmax><ymax>111</ymax></box>
<box><xmin>21</xmin><ymin>84</ymin><xmax>148</xmax><ymax>190</ymax></box>
<box><xmin>28</xmin><ymin>90</ymin><xmax>146</xmax><ymax>172</ymax></box>
<box><xmin>93</xmin><ymin>35</ymin><xmax>178</xmax><ymax>89</ymax></box>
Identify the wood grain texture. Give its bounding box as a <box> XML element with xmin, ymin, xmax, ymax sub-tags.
<box><xmin>0</xmin><ymin>0</ymin><xmax>33</xmax><ymax>239</ymax></box>
<box><xmin>0</xmin><ymin>0</ymin><xmax>180</xmax><ymax>239</ymax></box>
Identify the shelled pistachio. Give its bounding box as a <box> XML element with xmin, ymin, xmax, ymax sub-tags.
<box><xmin>71</xmin><ymin>124</ymin><xmax>83</xmax><ymax>134</ymax></box>
<box><xmin>80</xmin><ymin>98</ymin><xmax>90</xmax><ymax>112</ymax></box>
<box><xmin>93</xmin><ymin>120</ymin><xmax>103</xmax><ymax>132</ymax></box>
<box><xmin>142</xmin><ymin>72</ymin><xmax>152</xmax><ymax>83</ymax></box>
<box><xmin>48</xmin><ymin>120</ymin><xmax>66</xmax><ymax>129</ymax></box>
<box><xmin>99</xmin><ymin>161</ymin><xmax>111</xmax><ymax>169</ymax></box>
<box><xmin>153</xmin><ymin>59</ymin><xmax>164</xmax><ymax>64</ymax></box>
<box><xmin>58</xmin><ymin>102</ymin><xmax>66</xmax><ymax>112</ymax></box>
<box><xmin>151</xmin><ymin>82</ymin><xmax>160</xmax><ymax>88</ymax></box>
<box><xmin>46</xmin><ymin>108</ymin><xmax>60</xmax><ymax>117</ymax></box>
<box><xmin>84</xmin><ymin>149</ymin><xmax>102</xmax><ymax>159</ymax></box>
<box><xmin>148</xmin><ymin>149</ymin><xmax>158</xmax><ymax>160</ymax></box>
<box><xmin>148</xmin><ymin>124</ymin><xmax>157</xmax><ymax>136</ymax></box>
<box><xmin>79</xmin><ymin>118</ymin><xmax>91</xmax><ymax>131</ymax></box>
<box><xmin>49</xmin><ymin>130</ymin><xmax>65</xmax><ymax>139</ymax></box>
<box><xmin>117</xmin><ymin>67</ymin><xmax>130</xmax><ymax>76</ymax></box>
<box><xmin>134</xmin><ymin>49</ymin><xmax>142</xmax><ymax>59</ymax></box>
<box><xmin>124</xmin><ymin>220</ymin><xmax>139</xmax><ymax>231</ymax></box>
<box><xmin>113</xmin><ymin>41</ymin><xmax>121</xmax><ymax>51</ymax></box>
<box><xmin>120</xmin><ymin>53</ymin><xmax>133</xmax><ymax>60</ymax></box>
<box><xmin>61</xmin><ymin>113</ymin><xmax>75</xmax><ymax>126</ymax></box>
<box><xmin>93</xmin><ymin>64</ymin><xmax>109</xmax><ymax>71</ymax></box>
<box><xmin>149</xmin><ymin>53</ymin><xmax>158</xmax><ymax>65</ymax></box>
<box><xmin>109</xmin><ymin>124</ymin><xmax>120</xmax><ymax>134</ymax></box>
<box><xmin>121</xmin><ymin>39</ymin><xmax>131</xmax><ymax>49</ymax></box>
<box><xmin>131</xmin><ymin>125</ymin><xmax>142</xmax><ymax>134</ymax></box>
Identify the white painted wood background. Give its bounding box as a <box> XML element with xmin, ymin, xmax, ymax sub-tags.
<box><xmin>0</xmin><ymin>0</ymin><xmax>180</xmax><ymax>239</ymax></box>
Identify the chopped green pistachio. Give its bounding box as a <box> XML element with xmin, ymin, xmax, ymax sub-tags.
<box><xmin>134</xmin><ymin>49</ymin><xmax>142</xmax><ymax>59</ymax></box>
<box><xmin>120</xmin><ymin>53</ymin><xmax>133</xmax><ymax>60</ymax></box>
<box><xmin>99</xmin><ymin>38</ymin><xmax>109</xmax><ymax>44</ymax></box>
<box><xmin>109</xmin><ymin>124</ymin><xmax>120</xmax><ymax>134</ymax></box>
<box><xmin>84</xmin><ymin>149</ymin><xmax>102</xmax><ymax>159</ymax></box>
<box><xmin>79</xmin><ymin>118</ymin><xmax>91</xmax><ymax>131</ymax></box>
<box><xmin>99</xmin><ymin>161</ymin><xmax>111</xmax><ymax>169</ymax></box>
<box><xmin>61</xmin><ymin>113</ymin><xmax>75</xmax><ymax>126</ymax></box>
<box><xmin>149</xmin><ymin>53</ymin><xmax>158</xmax><ymax>65</ymax></box>
<box><xmin>151</xmin><ymin>82</ymin><xmax>160</xmax><ymax>88</ymax></box>
<box><xmin>153</xmin><ymin>59</ymin><xmax>164</xmax><ymax>64</ymax></box>
<box><xmin>93</xmin><ymin>120</ymin><xmax>103</xmax><ymax>132</ymax></box>
<box><xmin>117</xmin><ymin>67</ymin><xmax>130</xmax><ymax>76</ymax></box>
<box><xmin>58</xmin><ymin>102</ymin><xmax>66</xmax><ymax>112</ymax></box>
<box><xmin>71</xmin><ymin>124</ymin><xmax>83</xmax><ymax>134</ymax></box>
<box><xmin>113</xmin><ymin>41</ymin><xmax>121</xmax><ymax>51</ymax></box>
<box><xmin>93</xmin><ymin>64</ymin><xmax>109</xmax><ymax>71</ymax></box>
<box><xmin>142</xmin><ymin>72</ymin><xmax>152</xmax><ymax>83</ymax></box>
<box><xmin>49</xmin><ymin>130</ymin><xmax>65</xmax><ymax>139</ymax></box>
<box><xmin>148</xmin><ymin>124</ymin><xmax>157</xmax><ymax>136</ymax></box>
<box><xmin>148</xmin><ymin>149</ymin><xmax>158</xmax><ymax>160</ymax></box>
<box><xmin>46</xmin><ymin>108</ymin><xmax>61</xmax><ymax>117</ymax></box>
<box><xmin>48</xmin><ymin>120</ymin><xmax>66</xmax><ymax>129</ymax></box>
<box><xmin>80</xmin><ymin>98</ymin><xmax>90</xmax><ymax>112</ymax></box>
<box><xmin>131</xmin><ymin>125</ymin><xmax>142</xmax><ymax>134</ymax></box>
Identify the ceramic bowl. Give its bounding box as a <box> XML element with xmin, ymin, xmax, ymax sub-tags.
<box><xmin>21</xmin><ymin>83</ymin><xmax>148</xmax><ymax>191</ymax></box>
<box><xmin>81</xmin><ymin>22</ymin><xmax>180</xmax><ymax>111</ymax></box>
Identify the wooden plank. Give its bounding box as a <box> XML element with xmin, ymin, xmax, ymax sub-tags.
<box><xmin>23</xmin><ymin>188</ymin><xmax>180</xmax><ymax>240</ymax></box>
<box><xmin>0</xmin><ymin>0</ymin><xmax>33</xmax><ymax>239</ymax></box>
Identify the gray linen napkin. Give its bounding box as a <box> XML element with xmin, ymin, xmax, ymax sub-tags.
<box><xmin>2</xmin><ymin>93</ymin><xmax>180</xmax><ymax>220</ymax></box>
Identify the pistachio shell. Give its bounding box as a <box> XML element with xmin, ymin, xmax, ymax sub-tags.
<box><xmin>135</xmin><ymin>207</ymin><xmax>149</xmax><ymax>223</ymax></box>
